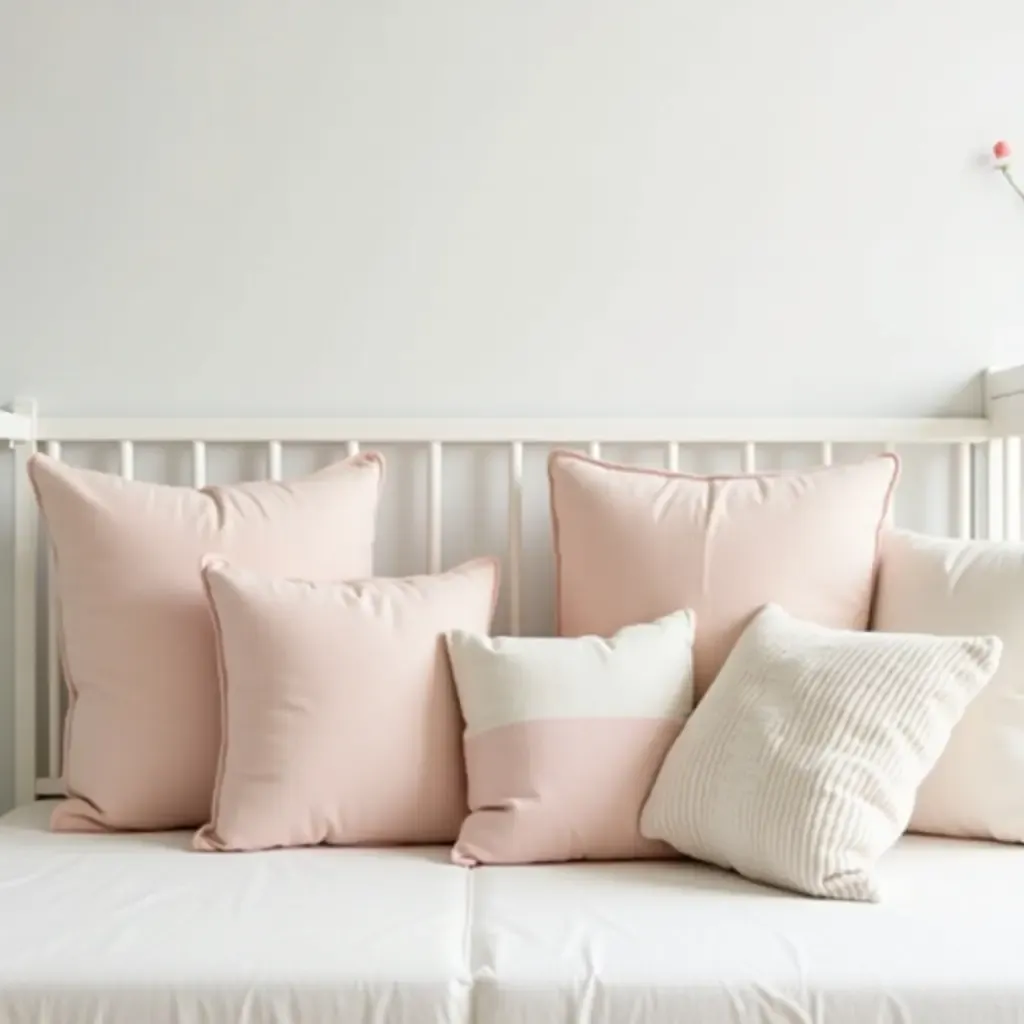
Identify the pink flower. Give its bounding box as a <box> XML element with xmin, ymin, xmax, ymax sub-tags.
<box><xmin>994</xmin><ymin>140</ymin><xmax>1024</xmax><ymax>204</ymax></box>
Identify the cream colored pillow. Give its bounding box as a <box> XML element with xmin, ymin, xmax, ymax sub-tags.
<box><xmin>874</xmin><ymin>530</ymin><xmax>1024</xmax><ymax>841</ymax></box>
<box><xmin>447</xmin><ymin>611</ymin><xmax>695</xmax><ymax>865</ymax></box>
<box><xmin>640</xmin><ymin>604</ymin><xmax>1001</xmax><ymax>901</ymax></box>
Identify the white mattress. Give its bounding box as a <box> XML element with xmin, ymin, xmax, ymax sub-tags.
<box><xmin>3</xmin><ymin>802</ymin><xmax>1024</xmax><ymax>1024</ymax></box>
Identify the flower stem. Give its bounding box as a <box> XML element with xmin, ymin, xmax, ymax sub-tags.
<box><xmin>1000</xmin><ymin>166</ymin><xmax>1024</xmax><ymax>205</ymax></box>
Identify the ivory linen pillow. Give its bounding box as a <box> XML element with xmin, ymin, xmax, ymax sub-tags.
<box><xmin>30</xmin><ymin>452</ymin><xmax>384</xmax><ymax>833</ymax></box>
<box><xmin>640</xmin><ymin>604</ymin><xmax>1000</xmax><ymax>901</ymax></box>
<box><xmin>873</xmin><ymin>530</ymin><xmax>1024</xmax><ymax>842</ymax></box>
<box><xmin>195</xmin><ymin>557</ymin><xmax>498</xmax><ymax>852</ymax></box>
<box><xmin>447</xmin><ymin>610</ymin><xmax>695</xmax><ymax>866</ymax></box>
<box><xmin>549</xmin><ymin>451</ymin><xmax>899</xmax><ymax>697</ymax></box>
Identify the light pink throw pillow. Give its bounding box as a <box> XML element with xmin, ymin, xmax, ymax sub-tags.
<box><xmin>549</xmin><ymin>451</ymin><xmax>899</xmax><ymax>696</ymax></box>
<box><xmin>195</xmin><ymin>558</ymin><xmax>499</xmax><ymax>852</ymax></box>
<box><xmin>30</xmin><ymin>453</ymin><xmax>384</xmax><ymax>833</ymax></box>
<box><xmin>447</xmin><ymin>610</ymin><xmax>695</xmax><ymax>865</ymax></box>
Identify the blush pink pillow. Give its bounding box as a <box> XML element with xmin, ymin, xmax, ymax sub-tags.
<box><xmin>447</xmin><ymin>610</ymin><xmax>695</xmax><ymax>865</ymax></box>
<box><xmin>549</xmin><ymin>451</ymin><xmax>899</xmax><ymax>696</ymax></box>
<box><xmin>30</xmin><ymin>453</ymin><xmax>384</xmax><ymax>833</ymax></box>
<box><xmin>195</xmin><ymin>557</ymin><xmax>499</xmax><ymax>852</ymax></box>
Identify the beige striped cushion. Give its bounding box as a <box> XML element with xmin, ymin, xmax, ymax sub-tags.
<box><xmin>639</xmin><ymin>604</ymin><xmax>1001</xmax><ymax>901</ymax></box>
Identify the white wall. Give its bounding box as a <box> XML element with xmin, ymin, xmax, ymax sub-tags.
<box><xmin>2</xmin><ymin>1</ymin><xmax>1024</xmax><ymax>809</ymax></box>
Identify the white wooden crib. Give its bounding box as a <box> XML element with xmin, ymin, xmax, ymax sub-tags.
<box><xmin>1</xmin><ymin>365</ymin><xmax>1024</xmax><ymax>1024</ymax></box>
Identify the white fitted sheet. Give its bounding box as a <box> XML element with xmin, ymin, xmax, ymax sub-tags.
<box><xmin>4</xmin><ymin>801</ymin><xmax>1024</xmax><ymax>1024</ymax></box>
<box><xmin>471</xmin><ymin>842</ymin><xmax>1024</xmax><ymax>1024</ymax></box>
<box><xmin>0</xmin><ymin>801</ymin><xmax>471</xmax><ymax>1024</ymax></box>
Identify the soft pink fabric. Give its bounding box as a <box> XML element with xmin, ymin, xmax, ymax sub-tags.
<box><xmin>454</xmin><ymin>719</ymin><xmax>679</xmax><ymax>865</ymax></box>
<box><xmin>195</xmin><ymin>558</ymin><xmax>499</xmax><ymax>852</ymax></box>
<box><xmin>549</xmin><ymin>451</ymin><xmax>899</xmax><ymax>696</ymax></box>
<box><xmin>30</xmin><ymin>452</ymin><xmax>384</xmax><ymax>833</ymax></box>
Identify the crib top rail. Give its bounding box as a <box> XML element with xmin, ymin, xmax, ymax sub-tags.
<box><xmin>0</xmin><ymin>412</ymin><xmax>999</xmax><ymax>446</ymax></box>
<box><xmin>6</xmin><ymin>360</ymin><xmax>1024</xmax><ymax>445</ymax></box>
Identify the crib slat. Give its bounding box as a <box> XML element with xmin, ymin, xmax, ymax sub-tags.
<box><xmin>1004</xmin><ymin>437</ymin><xmax>1021</xmax><ymax>542</ymax></box>
<box><xmin>119</xmin><ymin>440</ymin><xmax>134</xmax><ymax>480</ymax></box>
<box><xmin>428</xmin><ymin>442</ymin><xmax>443</xmax><ymax>573</ymax></box>
<box><xmin>820</xmin><ymin>441</ymin><xmax>833</xmax><ymax>467</ymax></box>
<box><xmin>267</xmin><ymin>441</ymin><xmax>283</xmax><ymax>482</ymax></box>
<box><xmin>742</xmin><ymin>442</ymin><xmax>756</xmax><ymax>473</ymax></box>
<box><xmin>588</xmin><ymin>441</ymin><xmax>601</xmax><ymax>460</ymax></box>
<box><xmin>44</xmin><ymin>441</ymin><xmax>62</xmax><ymax>778</ymax></box>
<box><xmin>191</xmin><ymin>441</ymin><xmax>207</xmax><ymax>488</ymax></box>
<box><xmin>12</xmin><ymin>400</ymin><xmax>39</xmax><ymax>804</ymax></box>
<box><xmin>987</xmin><ymin>439</ymin><xmax>1005</xmax><ymax>541</ymax></box>
<box><xmin>346</xmin><ymin>441</ymin><xmax>360</xmax><ymax>458</ymax></box>
<box><xmin>508</xmin><ymin>442</ymin><xmax>524</xmax><ymax>636</ymax></box>
<box><xmin>666</xmin><ymin>442</ymin><xmax>680</xmax><ymax>472</ymax></box>
<box><xmin>957</xmin><ymin>442</ymin><xmax>973</xmax><ymax>540</ymax></box>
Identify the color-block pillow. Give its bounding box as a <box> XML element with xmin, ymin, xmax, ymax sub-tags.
<box><xmin>195</xmin><ymin>557</ymin><xmax>498</xmax><ymax>852</ymax></box>
<box><xmin>447</xmin><ymin>610</ymin><xmax>695</xmax><ymax>865</ymax></box>
<box><xmin>30</xmin><ymin>452</ymin><xmax>384</xmax><ymax>833</ymax></box>
<box><xmin>640</xmin><ymin>605</ymin><xmax>1000</xmax><ymax>901</ymax></box>
<box><xmin>549</xmin><ymin>451</ymin><xmax>899</xmax><ymax>697</ymax></box>
<box><xmin>873</xmin><ymin>530</ymin><xmax>1024</xmax><ymax>842</ymax></box>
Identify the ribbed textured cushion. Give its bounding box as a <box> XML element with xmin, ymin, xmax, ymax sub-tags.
<box><xmin>30</xmin><ymin>452</ymin><xmax>385</xmax><ymax>833</ymax></box>
<box><xmin>447</xmin><ymin>611</ymin><xmax>695</xmax><ymax>865</ymax></box>
<box><xmin>640</xmin><ymin>604</ymin><xmax>1001</xmax><ymax>901</ymax></box>
<box><xmin>874</xmin><ymin>530</ymin><xmax>1024</xmax><ymax>841</ymax></box>
<box><xmin>549</xmin><ymin>451</ymin><xmax>899</xmax><ymax>698</ymax></box>
<box><xmin>195</xmin><ymin>557</ymin><xmax>498</xmax><ymax>852</ymax></box>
